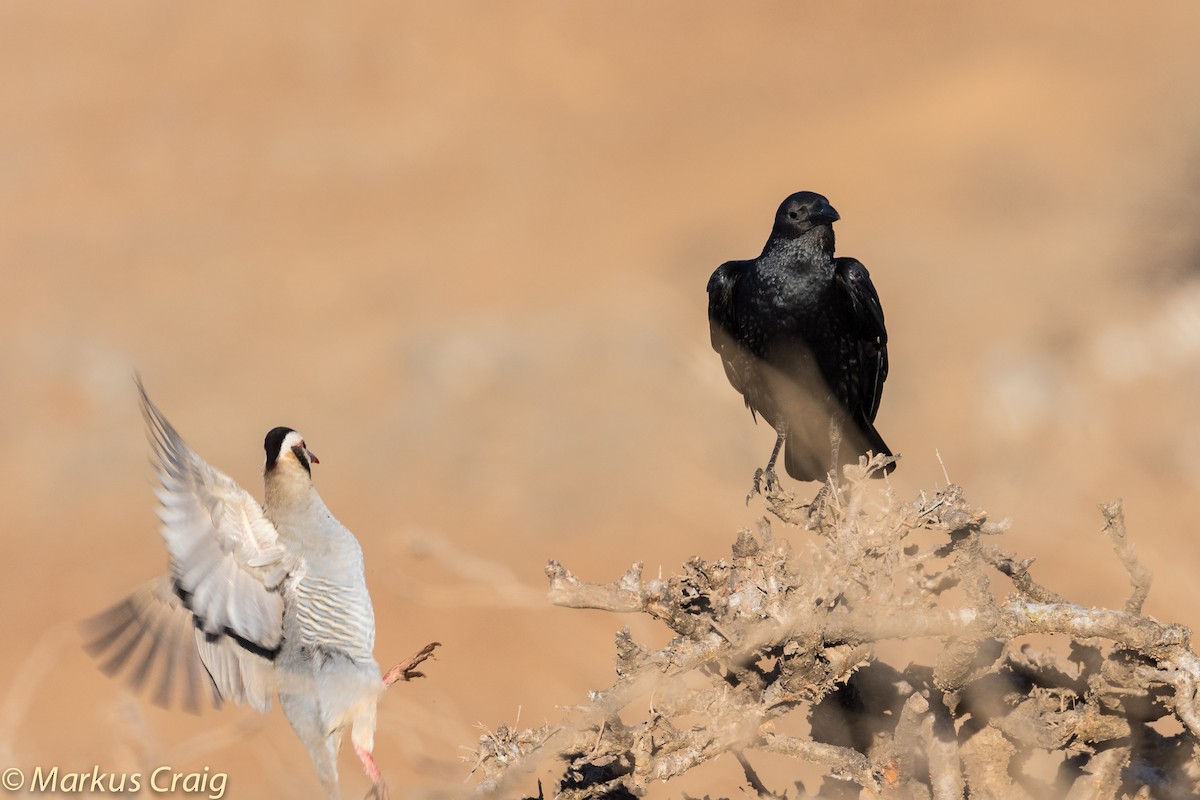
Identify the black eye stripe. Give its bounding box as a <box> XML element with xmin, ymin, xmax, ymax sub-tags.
<box><xmin>291</xmin><ymin>444</ymin><xmax>312</xmax><ymax>475</ymax></box>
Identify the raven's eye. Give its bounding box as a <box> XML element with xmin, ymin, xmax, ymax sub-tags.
<box><xmin>788</xmin><ymin>210</ymin><xmax>799</xmax><ymax>220</ymax></box>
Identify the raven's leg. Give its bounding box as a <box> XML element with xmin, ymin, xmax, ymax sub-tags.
<box><xmin>828</xmin><ymin>417</ymin><xmax>843</xmax><ymax>481</ymax></box>
<box><xmin>747</xmin><ymin>430</ymin><xmax>786</xmax><ymax>503</ymax></box>
<box><xmin>764</xmin><ymin>429</ymin><xmax>785</xmax><ymax>476</ymax></box>
<box><xmin>805</xmin><ymin>484</ymin><xmax>830</xmax><ymax>528</ymax></box>
<box><xmin>805</xmin><ymin>418</ymin><xmax>844</xmax><ymax>526</ymax></box>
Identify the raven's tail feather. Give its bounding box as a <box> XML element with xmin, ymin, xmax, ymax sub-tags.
<box><xmin>860</xmin><ymin>421</ymin><xmax>896</xmax><ymax>478</ymax></box>
<box><xmin>782</xmin><ymin>432</ymin><xmax>827</xmax><ymax>483</ymax></box>
<box><xmin>781</xmin><ymin>419</ymin><xmax>895</xmax><ymax>482</ymax></box>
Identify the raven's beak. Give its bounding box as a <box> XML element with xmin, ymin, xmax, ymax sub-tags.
<box><xmin>812</xmin><ymin>201</ymin><xmax>840</xmax><ymax>225</ymax></box>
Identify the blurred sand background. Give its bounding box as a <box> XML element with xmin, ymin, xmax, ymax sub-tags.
<box><xmin>3</xmin><ymin>3</ymin><xmax>1200</xmax><ymax>797</ymax></box>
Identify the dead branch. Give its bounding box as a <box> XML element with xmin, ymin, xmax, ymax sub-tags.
<box><xmin>544</xmin><ymin>561</ymin><xmax>649</xmax><ymax>612</ymax></box>
<box><xmin>469</xmin><ymin>474</ymin><xmax>1199</xmax><ymax>798</ymax></box>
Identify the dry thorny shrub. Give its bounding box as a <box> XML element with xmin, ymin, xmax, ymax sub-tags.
<box><xmin>468</xmin><ymin>456</ymin><xmax>1200</xmax><ymax>799</ymax></box>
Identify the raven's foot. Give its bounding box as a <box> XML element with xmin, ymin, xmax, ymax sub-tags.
<box><xmin>747</xmin><ymin>432</ymin><xmax>787</xmax><ymax>504</ymax></box>
<box><xmin>746</xmin><ymin>467</ymin><xmax>779</xmax><ymax>504</ymax></box>
<box><xmin>804</xmin><ymin>483</ymin><xmax>832</xmax><ymax>529</ymax></box>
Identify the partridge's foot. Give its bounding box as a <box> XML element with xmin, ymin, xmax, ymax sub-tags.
<box><xmin>383</xmin><ymin>641</ymin><xmax>442</xmax><ymax>688</ymax></box>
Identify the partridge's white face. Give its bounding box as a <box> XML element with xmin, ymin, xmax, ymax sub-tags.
<box><xmin>279</xmin><ymin>430</ymin><xmax>319</xmax><ymax>472</ymax></box>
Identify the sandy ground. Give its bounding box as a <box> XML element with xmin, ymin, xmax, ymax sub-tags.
<box><xmin>2</xmin><ymin>3</ymin><xmax>1200</xmax><ymax>798</ymax></box>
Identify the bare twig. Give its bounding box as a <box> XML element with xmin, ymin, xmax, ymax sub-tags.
<box><xmin>758</xmin><ymin>732</ymin><xmax>876</xmax><ymax>790</ymax></box>
<box><xmin>1099</xmin><ymin>500</ymin><xmax>1153</xmax><ymax>614</ymax></box>
<box><xmin>982</xmin><ymin>545</ymin><xmax>1067</xmax><ymax>604</ymax></box>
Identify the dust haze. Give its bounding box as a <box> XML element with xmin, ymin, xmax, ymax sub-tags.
<box><xmin>2</xmin><ymin>4</ymin><xmax>1199</xmax><ymax>797</ymax></box>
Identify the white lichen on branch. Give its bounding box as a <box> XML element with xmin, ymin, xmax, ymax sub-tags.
<box><xmin>470</xmin><ymin>456</ymin><xmax>1200</xmax><ymax>798</ymax></box>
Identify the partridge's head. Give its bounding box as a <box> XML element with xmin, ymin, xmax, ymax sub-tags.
<box><xmin>264</xmin><ymin>427</ymin><xmax>319</xmax><ymax>476</ymax></box>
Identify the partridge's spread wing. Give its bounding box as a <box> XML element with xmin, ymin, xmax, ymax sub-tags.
<box><xmin>138</xmin><ymin>379</ymin><xmax>291</xmax><ymax>651</ymax></box>
<box><xmin>81</xmin><ymin>576</ymin><xmax>276</xmax><ymax>713</ymax></box>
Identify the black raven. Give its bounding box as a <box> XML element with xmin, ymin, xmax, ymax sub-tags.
<box><xmin>707</xmin><ymin>191</ymin><xmax>893</xmax><ymax>488</ymax></box>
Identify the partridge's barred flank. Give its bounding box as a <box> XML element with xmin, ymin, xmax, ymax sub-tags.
<box><xmin>707</xmin><ymin>191</ymin><xmax>893</xmax><ymax>485</ymax></box>
<box><xmin>83</xmin><ymin>378</ymin><xmax>396</xmax><ymax>800</ymax></box>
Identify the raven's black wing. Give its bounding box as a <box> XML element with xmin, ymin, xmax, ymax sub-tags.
<box><xmin>707</xmin><ymin>260</ymin><xmax>759</xmax><ymax>416</ymax></box>
<box><xmin>832</xmin><ymin>257</ymin><xmax>888</xmax><ymax>423</ymax></box>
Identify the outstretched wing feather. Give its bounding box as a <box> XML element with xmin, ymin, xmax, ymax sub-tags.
<box><xmin>137</xmin><ymin>380</ymin><xmax>290</xmax><ymax>650</ymax></box>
